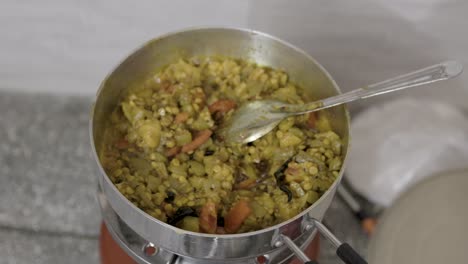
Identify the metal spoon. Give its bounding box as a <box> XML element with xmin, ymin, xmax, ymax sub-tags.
<box><xmin>221</xmin><ymin>60</ymin><xmax>463</xmax><ymax>144</ymax></box>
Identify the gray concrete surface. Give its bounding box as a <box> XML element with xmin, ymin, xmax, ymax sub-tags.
<box><xmin>0</xmin><ymin>91</ymin><xmax>368</xmax><ymax>263</ymax></box>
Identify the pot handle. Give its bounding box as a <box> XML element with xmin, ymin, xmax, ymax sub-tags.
<box><xmin>279</xmin><ymin>234</ymin><xmax>319</xmax><ymax>264</ymax></box>
<box><xmin>275</xmin><ymin>218</ymin><xmax>367</xmax><ymax>264</ymax></box>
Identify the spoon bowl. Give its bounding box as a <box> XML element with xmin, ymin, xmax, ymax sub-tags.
<box><xmin>220</xmin><ymin>100</ymin><xmax>288</xmax><ymax>143</ymax></box>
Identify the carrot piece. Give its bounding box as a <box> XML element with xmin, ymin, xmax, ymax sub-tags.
<box><xmin>307</xmin><ymin>112</ymin><xmax>317</xmax><ymax>129</ymax></box>
<box><xmin>208</xmin><ymin>99</ymin><xmax>237</xmax><ymax>114</ymax></box>
<box><xmin>165</xmin><ymin>146</ymin><xmax>181</xmax><ymax>157</ymax></box>
<box><xmin>199</xmin><ymin>201</ymin><xmax>217</xmax><ymax>234</ymax></box>
<box><xmin>181</xmin><ymin>130</ymin><xmax>212</xmax><ymax>153</ymax></box>
<box><xmin>234</xmin><ymin>178</ymin><xmax>257</xmax><ymax>190</ymax></box>
<box><xmin>174</xmin><ymin>112</ymin><xmax>189</xmax><ymax>124</ymax></box>
<box><xmin>224</xmin><ymin>200</ymin><xmax>252</xmax><ymax>234</ymax></box>
<box><xmin>115</xmin><ymin>139</ymin><xmax>130</xmax><ymax>149</ymax></box>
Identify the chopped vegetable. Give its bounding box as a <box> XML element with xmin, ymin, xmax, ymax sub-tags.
<box><xmin>308</xmin><ymin>112</ymin><xmax>317</xmax><ymax>129</ymax></box>
<box><xmin>316</xmin><ymin>112</ymin><xmax>332</xmax><ymax>132</ymax></box>
<box><xmin>234</xmin><ymin>178</ymin><xmax>257</xmax><ymax>190</ymax></box>
<box><xmin>181</xmin><ymin>130</ymin><xmax>212</xmax><ymax>153</ymax></box>
<box><xmin>208</xmin><ymin>99</ymin><xmax>237</xmax><ymax>114</ymax></box>
<box><xmin>279</xmin><ymin>184</ymin><xmax>293</xmax><ymax>202</ymax></box>
<box><xmin>274</xmin><ymin>157</ymin><xmax>293</xmax><ymax>182</ymax></box>
<box><xmin>174</xmin><ymin>130</ymin><xmax>192</xmax><ymax>146</ymax></box>
<box><xmin>199</xmin><ymin>201</ymin><xmax>217</xmax><ymax>234</ymax></box>
<box><xmin>174</xmin><ymin>112</ymin><xmax>189</xmax><ymax>124</ymax></box>
<box><xmin>165</xmin><ymin>146</ymin><xmax>181</xmax><ymax>157</ymax></box>
<box><xmin>224</xmin><ymin>200</ymin><xmax>252</xmax><ymax>233</ymax></box>
<box><xmin>178</xmin><ymin>216</ymin><xmax>200</xmax><ymax>232</ymax></box>
<box><xmin>274</xmin><ymin>158</ymin><xmax>295</xmax><ymax>202</ymax></box>
<box><xmin>168</xmin><ymin>207</ymin><xmax>197</xmax><ymax>225</ymax></box>
<box><xmin>137</xmin><ymin>120</ymin><xmax>162</xmax><ymax>148</ymax></box>
<box><xmin>122</xmin><ymin>102</ymin><xmax>146</xmax><ymax>124</ymax></box>
<box><xmin>128</xmin><ymin>157</ymin><xmax>152</xmax><ymax>175</ymax></box>
<box><xmin>115</xmin><ymin>139</ymin><xmax>130</xmax><ymax>149</ymax></box>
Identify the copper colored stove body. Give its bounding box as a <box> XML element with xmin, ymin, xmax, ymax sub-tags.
<box><xmin>90</xmin><ymin>28</ymin><xmax>354</xmax><ymax>264</ymax></box>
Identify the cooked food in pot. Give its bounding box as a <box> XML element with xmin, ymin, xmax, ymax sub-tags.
<box><xmin>100</xmin><ymin>56</ymin><xmax>344</xmax><ymax>234</ymax></box>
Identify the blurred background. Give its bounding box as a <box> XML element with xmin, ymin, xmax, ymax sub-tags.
<box><xmin>1</xmin><ymin>0</ymin><xmax>467</xmax><ymax>263</ymax></box>
<box><xmin>2</xmin><ymin>0</ymin><xmax>468</xmax><ymax>105</ymax></box>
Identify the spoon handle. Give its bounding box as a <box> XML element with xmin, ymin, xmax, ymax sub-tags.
<box><xmin>284</xmin><ymin>61</ymin><xmax>463</xmax><ymax>114</ymax></box>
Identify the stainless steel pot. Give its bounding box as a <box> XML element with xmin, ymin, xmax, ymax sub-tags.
<box><xmin>90</xmin><ymin>27</ymin><xmax>364</xmax><ymax>264</ymax></box>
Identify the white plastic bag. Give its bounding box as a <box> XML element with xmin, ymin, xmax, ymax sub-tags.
<box><xmin>346</xmin><ymin>98</ymin><xmax>468</xmax><ymax>207</ymax></box>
